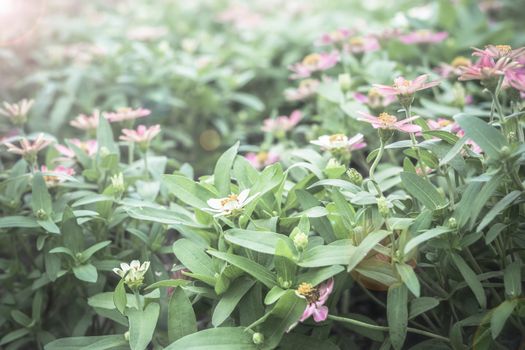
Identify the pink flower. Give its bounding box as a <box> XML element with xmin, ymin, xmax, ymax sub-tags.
<box><xmin>427</xmin><ymin>118</ymin><xmax>459</xmax><ymax>132</ymax></box>
<box><xmin>398</xmin><ymin>30</ymin><xmax>448</xmax><ymax>45</ymax></box>
<box><xmin>289</xmin><ymin>52</ymin><xmax>339</xmax><ymax>79</ymax></box>
<box><xmin>41</xmin><ymin>165</ymin><xmax>75</xmax><ymax>186</ymax></box>
<box><xmin>435</xmin><ymin>56</ymin><xmax>472</xmax><ymax>78</ymax></box>
<box><xmin>0</xmin><ymin>99</ymin><xmax>34</xmax><ymax>125</ymax></box>
<box><xmin>70</xmin><ymin>110</ymin><xmax>101</xmax><ymax>131</ymax></box>
<box><xmin>505</xmin><ymin>66</ymin><xmax>525</xmax><ymax>92</ymax></box>
<box><xmin>354</xmin><ymin>88</ymin><xmax>396</xmax><ymax>109</ymax></box>
<box><xmin>343</xmin><ymin>36</ymin><xmax>380</xmax><ymax>54</ymax></box>
<box><xmin>296</xmin><ymin>279</ymin><xmax>334</xmax><ymax>323</ymax></box>
<box><xmin>284</xmin><ymin>79</ymin><xmax>319</xmax><ymax>101</ymax></box>
<box><xmin>119</xmin><ymin>125</ymin><xmax>161</xmax><ymax>144</ymax></box>
<box><xmin>262</xmin><ymin>110</ymin><xmax>302</xmax><ymax>133</ymax></box>
<box><xmin>317</xmin><ymin>28</ymin><xmax>353</xmax><ymax>46</ymax></box>
<box><xmin>55</xmin><ymin>139</ymin><xmax>98</xmax><ymax>159</ymax></box>
<box><xmin>472</xmin><ymin>45</ymin><xmax>525</xmax><ymax>60</ymax></box>
<box><xmin>374</xmin><ymin>74</ymin><xmax>440</xmax><ymax>97</ymax></box>
<box><xmin>458</xmin><ymin>55</ymin><xmax>518</xmax><ymax>82</ymax></box>
<box><xmin>104</xmin><ymin>108</ymin><xmax>151</xmax><ymax>123</ymax></box>
<box><xmin>245</xmin><ymin>151</ymin><xmax>279</xmax><ymax>169</ymax></box>
<box><xmin>456</xmin><ymin>130</ymin><xmax>482</xmax><ymax>154</ymax></box>
<box><xmin>358</xmin><ymin>112</ymin><xmax>422</xmax><ymax>133</ymax></box>
<box><xmin>3</xmin><ymin>133</ymin><xmax>52</xmax><ymax>157</ymax></box>
<box><xmin>310</xmin><ymin>133</ymin><xmax>366</xmax><ymax>151</ymax></box>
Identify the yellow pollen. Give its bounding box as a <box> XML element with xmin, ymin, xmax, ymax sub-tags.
<box><xmin>256</xmin><ymin>152</ymin><xmax>268</xmax><ymax>163</ymax></box>
<box><xmin>379</xmin><ymin>112</ymin><xmax>397</xmax><ymax>124</ymax></box>
<box><xmin>368</xmin><ymin>88</ymin><xmax>380</xmax><ymax>97</ymax></box>
<box><xmin>395</xmin><ymin>80</ymin><xmax>411</xmax><ymax>88</ymax></box>
<box><xmin>297</xmin><ymin>283</ymin><xmax>314</xmax><ymax>296</ymax></box>
<box><xmin>349</xmin><ymin>37</ymin><xmax>364</xmax><ymax>46</ymax></box>
<box><xmin>451</xmin><ymin>56</ymin><xmax>471</xmax><ymax>68</ymax></box>
<box><xmin>220</xmin><ymin>194</ymin><xmax>238</xmax><ymax>206</ymax></box>
<box><xmin>495</xmin><ymin>45</ymin><xmax>512</xmax><ymax>54</ymax></box>
<box><xmin>303</xmin><ymin>53</ymin><xmax>321</xmax><ymax>66</ymax></box>
<box><xmin>438</xmin><ymin>119</ymin><xmax>452</xmax><ymax>127</ymax></box>
<box><xmin>329</xmin><ymin>134</ymin><xmax>346</xmax><ymax>142</ymax></box>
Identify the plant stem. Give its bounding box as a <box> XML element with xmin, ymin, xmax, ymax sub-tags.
<box><xmin>328</xmin><ymin>315</ymin><xmax>450</xmax><ymax>343</ymax></box>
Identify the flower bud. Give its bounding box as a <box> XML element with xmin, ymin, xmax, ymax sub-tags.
<box><xmin>500</xmin><ymin>146</ymin><xmax>510</xmax><ymax>157</ymax></box>
<box><xmin>346</xmin><ymin>168</ymin><xmax>363</xmax><ymax>186</ymax></box>
<box><xmin>338</xmin><ymin>73</ymin><xmax>352</xmax><ymax>92</ymax></box>
<box><xmin>447</xmin><ymin>217</ymin><xmax>457</xmax><ymax>228</ymax></box>
<box><xmin>324</xmin><ymin>158</ymin><xmax>346</xmax><ymax>179</ymax></box>
<box><xmin>36</xmin><ymin>209</ymin><xmax>47</xmax><ymax>220</ymax></box>
<box><xmin>252</xmin><ymin>332</ymin><xmax>265</xmax><ymax>345</ymax></box>
<box><xmin>110</xmin><ymin>173</ymin><xmax>125</xmax><ymax>193</ymax></box>
<box><xmin>124</xmin><ymin>331</ymin><xmax>130</xmax><ymax>341</ymax></box>
<box><xmin>377</xmin><ymin>196</ymin><xmax>390</xmax><ymax>217</ymax></box>
<box><xmin>292</xmin><ymin>230</ymin><xmax>309</xmax><ymax>251</ymax></box>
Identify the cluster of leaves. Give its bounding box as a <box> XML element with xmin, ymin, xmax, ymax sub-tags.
<box><xmin>1</xmin><ymin>0</ymin><xmax>525</xmax><ymax>350</ymax></box>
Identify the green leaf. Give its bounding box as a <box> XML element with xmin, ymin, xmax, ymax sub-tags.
<box><xmin>504</xmin><ymin>261</ymin><xmax>522</xmax><ymax>297</ymax></box>
<box><xmin>0</xmin><ymin>216</ymin><xmax>39</xmax><ymax>228</ymax></box>
<box><xmin>404</xmin><ymin>227</ymin><xmax>451</xmax><ymax>255</ymax></box>
<box><xmin>396</xmin><ymin>263</ymin><xmax>420</xmax><ymax>297</ymax></box>
<box><xmin>72</xmin><ymin>264</ymin><xmax>98</xmax><ymax>283</ymax></box>
<box><xmin>274</xmin><ymin>239</ymin><xmax>297</xmax><ymax>288</ymax></box>
<box><xmin>96</xmin><ymin>114</ymin><xmax>119</xmax><ymax>155</ymax></box>
<box><xmin>214</xmin><ymin>141</ymin><xmax>239</xmax><ymax>196</ymax></box>
<box><xmin>455</xmin><ymin>114</ymin><xmax>507</xmax><ymax>159</ymax></box>
<box><xmin>80</xmin><ymin>240</ymin><xmax>111</xmax><ymax>263</ymax></box>
<box><xmin>207</xmin><ymin>250</ymin><xmax>276</xmax><ymax>288</ymax></box>
<box><xmin>113</xmin><ymin>279</ymin><xmax>126</xmax><ymax>315</ymax></box>
<box><xmin>387</xmin><ymin>284</ymin><xmax>408</xmax><ymax>350</ymax></box>
<box><xmin>477</xmin><ymin>191</ymin><xmax>521</xmax><ymax>231</ymax></box>
<box><xmin>168</xmin><ymin>287</ymin><xmax>197</xmax><ymax>343</ymax></box>
<box><xmin>451</xmin><ymin>253</ymin><xmax>486</xmax><ymax>308</ymax></box>
<box><xmin>44</xmin><ymin>335</ymin><xmax>127</xmax><ymax>350</ymax></box>
<box><xmin>145</xmin><ymin>279</ymin><xmax>190</xmax><ymax>291</ymax></box>
<box><xmin>400</xmin><ymin>172</ymin><xmax>447</xmax><ymax>210</ymax></box>
<box><xmin>32</xmin><ymin>172</ymin><xmax>53</xmax><ymax>216</ymax></box>
<box><xmin>164</xmin><ymin>327</ymin><xmax>257</xmax><ymax>350</ymax></box>
<box><xmin>173</xmin><ymin>239</ymin><xmax>216</xmax><ymax>280</ymax></box>
<box><xmin>224</xmin><ymin>229</ymin><xmax>290</xmax><ymax>255</ymax></box>
<box><xmin>347</xmin><ymin>231</ymin><xmax>389</xmax><ymax>272</ymax></box>
<box><xmin>299</xmin><ymin>243</ymin><xmax>353</xmax><ymax>268</ymax></box>
<box><xmin>127</xmin><ymin>302</ymin><xmax>160</xmax><ymax>350</ymax></box>
<box><xmin>409</xmin><ymin>297</ymin><xmax>440</xmax><ymax>319</ymax></box>
<box><xmin>212</xmin><ymin>279</ymin><xmax>255</xmax><ymax>326</ymax></box>
<box><xmin>0</xmin><ymin>328</ymin><xmax>30</xmax><ymax>346</ymax></box>
<box><xmin>490</xmin><ymin>300</ymin><xmax>517</xmax><ymax>339</ymax></box>
<box><xmin>163</xmin><ymin>174</ymin><xmax>216</xmax><ymax>209</ymax></box>
<box><xmin>11</xmin><ymin>310</ymin><xmax>32</xmax><ymax>327</ymax></box>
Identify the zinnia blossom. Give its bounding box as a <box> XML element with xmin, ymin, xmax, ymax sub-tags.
<box><xmin>284</xmin><ymin>79</ymin><xmax>320</xmax><ymax>101</ymax></box>
<box><xmin>343</xmin><ymin>36</ymin><xmax>380</xmax><ymax>54</ymax></box>
<box><xmin>119</xmin><ymin>125</ymin><xmax>161</xmax><ymax>145</ymax></box>
<box><xmin>296</xmin><ymin>279</ymin><xmax>334</xmax><ymax>323</ymax></box>
<box><xmin>0</xmin><ymin>99</ymin><xmax>34</xmax><ymax>125</ymax></box>
<box><xmin>70</xmin><ymin>110</ymin><xmax>101</xmax><ymax>131</ymax></box>
<box><xmin>104</xmin><ymin>107</ymin><xmax>151</xmax><ymax>123</ymax></box>
<box><xmin>310</xmin><ymin>133</ymin><xmax>366</xmax><ymax>150</ymax></box>
<box><xmin>358</xmin><ymin>112</ymin><xmax>421</xmax><ymax>133</ymax></box>
<box><xmin>262</xmin><ymin>110</ymin><xmax>302</xmax><ymax>133</ymax></box>
<box><xmin>373</xmin><ymin>74</ymin><xmax>440</xmax><ymax>97</ymax></box>
<box><xmin>317</xmin><ymin>28</ymin><xmax>353</xmax><ymax>46</ymax></box>
<box><xmin>41</xmin><ymin>165</ymin><xmax>75</xmax><ymax>186</ymax></box>
<box><xmin>3</xmin><ymin>133</ymin><xmax>52</xmax><ymax>158</ymax></box>
<box><xmin>55</xmin><ymin>139</ymin><xmax>98</xmax><ymax>159</ymax></box>
<box><xmin>289</xmin><ymin>52</ymin><xmax>339</xmax><ymax>79</ymax></box>
<box><xmin>245</xmin><ymin>151</ymin><xmax>279</xmax><ymax>169</ymax></box>
<box><xmin>472</xmin><ymin>45</ymin><xmax>525</xmax><ymax>60</ymax></box>
<box><xmin>206</xmin><ymin>189</ymin><xmax>257</xmax><ymax>216</ymax></box>
<box><xmin>398</xmin><ymin>30</ymin><xmax>448</xmax><ymax>45</ymax></box>
<box><xmin>458</xmin><ymin>55</ymin><xmax>518</xmax><ymax>82</ymax></box>
<box><xmin>354</xmin><ymin>89</ymin><xmax>396</xmax><ymax>109</ymax></box>
<box><xmin>113</xmin><ymin>260</ymin><xmax>150</xmax><ymax>289</ymax></box>
<box><xmin>456</xmin><ymin>130</ymin><xmax>482</xmax><ymax>154</ymax></box>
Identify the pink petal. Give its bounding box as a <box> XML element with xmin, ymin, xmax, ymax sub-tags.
<box><xmin>300</xmin><ymin>305</ymin><xmax>315</xmax><ymax>322</ymax></box>
<box><xmin>312</xmin><ymin>306</ymin><xmax>329</xmax><ymax>322</ymax></box>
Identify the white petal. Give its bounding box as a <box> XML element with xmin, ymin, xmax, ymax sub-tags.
<box><xmin>207</xmin><ymin>198</ymin><xmax>223</xmax><ymax>209</ymax></box>
<box><xmin>120</xmin><ymin>263</ymin><xmax>130</xmax><ymax>271</ymax></box>
<box><xmin>237</xmin><ymin>189</ymin><xmax>250</xmax><ymax>203</ymax></box>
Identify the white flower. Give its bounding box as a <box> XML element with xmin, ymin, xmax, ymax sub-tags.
<box><xmin>310</xmin><ymin>133</ymin><xmax>366</xmax><ymax>150</ymax></box>
<box><xmin>113</xmin><ymin>260</ymin><xmax>150</xmax><ymax>288</ymax></box>
<box><xmin>205</xmin><ymin>189</ymin><xmax>256</xmax><ymax>216</ymax></box>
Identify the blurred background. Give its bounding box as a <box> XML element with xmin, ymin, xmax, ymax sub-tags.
<box><xmin>1</xmin><ymin>0</ymin><xmax>524</xmax><ymax>175</ymax></box>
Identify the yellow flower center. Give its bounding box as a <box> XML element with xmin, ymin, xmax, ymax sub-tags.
<box><xmin>451</xmin><ymin>56</ymin><xmax>471</xmax><ymax>68</ymax></box>
<box><xmin>329</xmin><ymin>134</ymin><xmax>346</xmax><ymax>142</ymax></box>
<box><xmin>368</xmin><ymin>88</ymin><xmax>381</xmax><ymax>98</ymax></box>
<box><xmin>302</xmin><ymin>53</ymin><xmax>321</xmax><ymax>66</ymax></box>
<box><xmin>349</xmin><ymin>37</ymin><xmax>364</xmax><ymax>46</ymax></box>
<box><xmin>495</xmin><ymin>45</ymin><xmax>512</xmax><ymax>55</ymax></box>
<box><xmin>297</xmin><ymin>282</ymin><xmax>320</xmax><ymax>304</ymax></box>
<box><xmin>379</xmin><ymin>112</ymin><xmax>397</xmax><ymax>125</ymax></box>
<box><xmin>220</xmin><ymin>194</ymin><xmax>239</xmax><ymax>206</ymax></box>
<box><xmin>256</xmin><ymin>152</ymin><xmax>268</xmax><ymax>163</ymax></box>
<box><xmin>438</xmin><ymin>119</ymin><xmax>452</xmax><ymax>127</ymax></box>
<box><xmin>395</xmin><ymin>79</ymin><xmax>412</xmax><ymax>88</ymax></box>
